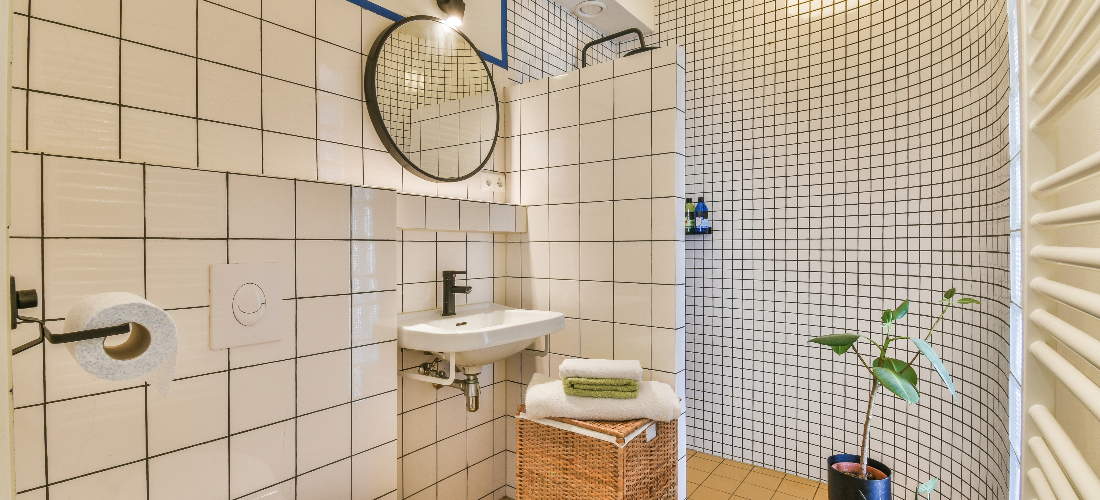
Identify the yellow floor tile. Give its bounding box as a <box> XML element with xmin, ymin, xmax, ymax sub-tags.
<box><xmin>773</xmin><ymin>493</ymin><xmax>804</xmax><ymax>500</ymax></box>
<box><xmin>782</xmin><ymin>474</ymin><xmax>819</xmax><ymax>486</ymax></box>
<box><xmin>743</xmin><ymin>470</ymin><xmax>784</xmax><ymax>489</ymax></box>
<box><xmin>687</xmin><ymin>481</ymin><xmax>700</xmax><ymax>497</ymax></box>
<box><xmin>701</xmin><ymin>474</ymin><xmax>743</xmax><ymax>494</ymax></box>
<box><xmin>776</xmin><ymin>479</ymin><xmax>818</xmax><ymax>499</ymax></box>
<box><xmin>813</xmin><ymin>486</ymin><xmax>829</xmax><ymax>500</ymax></box>
<box><xmin>688</xmin><ymin>467</ymin><xmax>711</xmax><ymax>484</ymax></box>
<box><xmin>723</xmin><ymin>459</ymin><xmax>755</xmax><ymax>470</ymax></box>
<box><xmin>733</xmin><ymin>482</ymin><xmax>777</xmax><ymax>500</ymax></box>
<box><xmin>689</xmin><ymin>456</ymin><xmax>722</xmax><ymax>473</ymax></box>
<box><xmin>690</xmin><ymin>485</ymin><xmax>734</xmax><ymax>500</ymax></box>
<box><xmin>751</xmin><ymin>466</ymin><xmax>786</xmax><ymax>478</ymax></box>
<box><xmin>712</xmin><ymin>463</ymin><xmax>751</xmax><ymax>481</ymax></box>
<box><xmin>695</xmin><ymin>452</ymin><xmax>725</xmax><ymax>463</ymax></box>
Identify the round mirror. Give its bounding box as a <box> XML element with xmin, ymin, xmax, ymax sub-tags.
<box><xmin>365</xmin><ymin>16</ymin><xmax>500</xmax><ymax>182</ymax></box>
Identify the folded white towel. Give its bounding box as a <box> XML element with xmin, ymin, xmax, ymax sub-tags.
<box><xmin>524</xmin><ymin>373</ymin><xmax>683</xmax><ymax>422</ymax></box>
<box><xmin>558</xmin><ymin>359</ymin><xmax>643</xmax><ymax>382</ymax></box>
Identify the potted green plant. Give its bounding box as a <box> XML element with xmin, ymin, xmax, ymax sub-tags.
<box><xmin>809</xmin><ymin>288</ymin><xmax>979</xmax><ymax>500</ymax></box>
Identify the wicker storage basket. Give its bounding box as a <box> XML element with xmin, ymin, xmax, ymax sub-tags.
<box><xmin>516</xmin><ymin>405</ymin><xmax>677</xmax><ymax>500</ymax></box>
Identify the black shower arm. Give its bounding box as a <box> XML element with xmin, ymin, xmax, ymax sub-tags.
<box><xmin>581</xmin><ymin>28</ymin><xmax>649</xmax><ymax>68</ymax></box>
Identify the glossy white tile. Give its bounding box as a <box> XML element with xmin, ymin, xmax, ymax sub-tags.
<box><xmin>146</xmin><ymin>166</ymin><xmax>227</xmax><ymax>238</ymax></box>
<box><xmin>425</xmin><ymin>197</ymin><xmax>460</xmax><ymax>231</ymax></box>
<box><xmin>297</xmin><ymin>295</ymin><xmax>352</xmax><ymax>355</ymax></box>
<box><xmin>14</xmin><ymin>407</ymin><xmax>45</xmax><ymax>491</ymax></box>
<box><xmin>352</xmin><ymin>392</ymin><xmax>397</xmax><ymax>454</ymax></box>
<box><xmin>228</xmin><ymin>239</ymin><xmax>296</xmax><ymax>299</ymax></box>
<box><xmin>229</xmin><ymin>420</ymin><xmax>296</xmax><ymax>498</ymax></box>
<box><xmin>230</xmin><ymin>359</ymin><xmax>296</xmax><ymax>433</ymax></box>
<box><xmin>296</xmin><ymin>240</ymin><xmax>351</xmax><ymax>296</ymax></box>
<box><xmin>352</xmin><ymin>342</ymin><xmax>397</xmax><ymax>399</ymax></box>
<box><xmin>297</xmin><ymin>181</ymin><xmax>351</xmax><ymax>239</ymax></box>
<box><xmin>297</xmin><ymin>458</ymin><xmax>352</xmax><ymax>500</ymax></box>
<box><xmin>43</xmin><ymin>239</ymin><xmax>144</xmax><ymax>319</ymax></box>
<box><xmin>262</xmin><ymin>22</ymin><xmax>315</xmax><ymax>87</ymax></box>
<box><xmin>262</xmin><ymin>77</ymin><xmax>316</xmax><ymax>138</ymax></box>
<box><xmin>146</xmin><ymin>238</ymin><xmax>226</xmax><ymax>309</ymax></box>
<box><xmin>148</xmin><ymin>440</ymin><xmax>229</xmax><ymax>500</ymax></box>
<box><xmin>27</xmin><ymin>93</ymin><xmax>119</xmax><ymax>158</ymax></box>
<box><xmin>228</xmin><ymin>174</ymin><xmax>295</xmax><ymax>239</ymax></box>
<box><xmin>42</xmin><ymin>157</ymin><xmax>141</xmax><ymax>238</ymax></box>
<box><xmin>47</xmin><ymin>462</ymin><xmax>146</xmax><ymax>500</ymax></box>
<box><xmin>169</xmin><ymin>307</ymin><xmax>230</xmax><ymax>378</ymax></box>
<box><xmin>147</xmin><ymin>372</ymin><xmax>229</xmax><ymax>456</ymax></box>
<box><xmin>614</xmin><ymin>69</ymin><xmax>651</xmax><ymax>118</ymax></box>
<box><xmin>229</xmin><ymin>298</ymin><xmax>297</xmax><ymax>367</ymax></box>
<box><xmin>353</xmin><ymin>442</ymin><xmax>398</xmax><ymax>499</ymax></box>
<box><xmin>122</xmin><ymin>0</ymin><xmax>197</xmax><ymax>55</ymax></box>
<box><xmin>120</xmin><ymin>42</ymin><xmax>196</xmax><ymax>116</ymax></box>
<box><xmin>352</xmin><ymin>187</ymin><xmax>397</xmax><ymax>240</ymax></box>
<box><xmin>199</xmin><ymin>121</ymin><xmax>263</xmax><ymax>174</ymax></box>
<box><xmin>297</xmin><ymin>350</ymin><xmax>351</xmax><ymax>414</ymax></box>
<box><xmin>317</xmin><ymin>0</ymin><xmax>361</xmax><ymax>50</ymax></box>
<box><xmin>198</xmin><ymin>61</ymin><xmax>262</xmax><ymax>128</ymax></box>
<box><xmin>120</xmin><ymin>107</ymin><xmax>198</xmax><ymax>168</ymax></box>
<box><xmin>318</xmin><ymin>141</ymin><xmax>364</xmax><ymax>185</ymax></box>
<box><xmin>29</xmin><ymin>20</ymin><xmax>119</xmax><ymax>103</ymax></box>
<box><xmin>352</xmin><ymin>241</ymin><xmax>397</xmax><ymax>293</ymax></box>
<box><xmin>46</xmin><ymin>389</ymin><xmax>145</xmax><ymax>482</ymax></box>
<box><xmin>198</xmin><ymin>1</ymin><xmax>261</xmax><ymax>73</ymax></box>
<box><xmin>33</xmin><ymin>0</ymin><xmax>120</xmax><ymax>36</ymax></box>
<box><xmin>298</xmin><ymin>404</ymin><xmax>352</xmax><ymax>473</ymax></box>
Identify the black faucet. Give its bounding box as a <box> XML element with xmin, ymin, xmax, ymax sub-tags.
<box><xmin>442</xmin><ymin>271</ymin><xmax>472</xmax><ymax>317</ymax></box>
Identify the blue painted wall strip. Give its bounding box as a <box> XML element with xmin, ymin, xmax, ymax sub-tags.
<box><xmin>345</xmin><ymin>0</ymin><xmax>509</xmax><ymax>69</ymax></box>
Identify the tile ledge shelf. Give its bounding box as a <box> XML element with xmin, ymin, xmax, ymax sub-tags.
<box><xmin>397</xmin><ymin>192</ymin><xmax>527</xmax><ymax>233</ymax></box>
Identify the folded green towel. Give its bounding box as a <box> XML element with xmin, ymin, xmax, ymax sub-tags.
<box><xmin>562</xmin><ymin>377</ymin><xmax>639</xmax><ymax>399</ymax></box>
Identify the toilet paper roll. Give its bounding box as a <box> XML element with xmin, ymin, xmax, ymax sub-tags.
<box><xmin>63</xmin><ymin>292</ymin><xmax>179</xmax><ymax>395</ymax></box>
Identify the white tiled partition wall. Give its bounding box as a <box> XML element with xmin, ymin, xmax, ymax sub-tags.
<box><xmin>496</xmin><ymin>48</ymin><xmax>688</xmax><ymax>498</ymax></box>
<box><xmin>10</xmin><ymin>152</ymin><xmax>400</xmax><ymax>500</ymax></box>
<box><xmin>650</xmin><ymin>0</ymin><xmax>1013</xmax><ymax>498</ymax></box>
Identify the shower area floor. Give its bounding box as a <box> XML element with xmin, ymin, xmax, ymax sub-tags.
<box><xmin>686</xmin><ymin>451</ymin><xmax>826</xmax><ymax>500</ymax></box>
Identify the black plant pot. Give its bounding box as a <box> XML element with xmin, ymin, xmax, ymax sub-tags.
<box><xmin>826</xmin><ymin>454</ymin><xmax>892</xmax><ymax>500</ymax></box>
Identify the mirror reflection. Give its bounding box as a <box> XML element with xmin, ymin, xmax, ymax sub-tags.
<box><xmin>367</xmin><ymin>17</ymin><xmax>499</xmax><ymax>182</ymax></box>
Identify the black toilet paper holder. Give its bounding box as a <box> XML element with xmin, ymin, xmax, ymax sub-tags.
<box><xmin>10</xmin><ymin>277</ymin><xmax>131</xmax><ymax>355</ymax></box>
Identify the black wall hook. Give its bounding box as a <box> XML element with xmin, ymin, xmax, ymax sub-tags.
<box><xmin>10</xmin><ymin>276</ymin><xmax>131</xmax><ymax>355</ymax></box>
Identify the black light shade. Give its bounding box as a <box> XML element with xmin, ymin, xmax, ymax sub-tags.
<box><xmin>437</xmin><ymin>0</ymin><xmax>465</xmax><ymax>24</ymax></box>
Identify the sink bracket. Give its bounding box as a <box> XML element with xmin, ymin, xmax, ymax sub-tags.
<box><xmin>402</xmin><ymin>350</ymin><xmax>456</xmax><ymax>386</ymax></box>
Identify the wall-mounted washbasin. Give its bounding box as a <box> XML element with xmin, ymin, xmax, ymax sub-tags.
<box><xmin>396</xmin><ymin>302</ymin><xmax>564</xmax><ymax>369</ymax></box>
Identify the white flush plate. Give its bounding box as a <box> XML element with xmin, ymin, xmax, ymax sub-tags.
<box><xmin>210</xmin><ymin>263</ymin><xmax>283</xmax><ymax>350</ymax></box>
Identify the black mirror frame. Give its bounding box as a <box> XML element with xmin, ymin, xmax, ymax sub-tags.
<box><xmin>364</xmin><ymin>15</ymin><xmax>501</xmax><ymax>183</ymax></box>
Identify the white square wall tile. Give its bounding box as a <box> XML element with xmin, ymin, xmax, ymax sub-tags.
<box><xmin>578</xmin><ymin>242</ymin><xmax>613</xmax><ymax>281</ymax></box>
<box><xmin>43</xmin><ymin>239</ymin><xmax>144</xmax><ymax>319</ymax></box>
<box><xmin>46</xmin><ymin>389</ymin><xmax>145</xmax><ymax>482</ymax></box>
<box><xmin>651</xmin><ymin>197</ymin><xmax>681</xmax><ymax>240</ymax></box>
<box><xmin>120</xmin><ymin>42</ymin><xmax>196</xmax><ymax>116</ymax></box>
<box><xmin>262</xmin><ymin>77</ymin><xmax>316</xmax><ymax>138</ymax></box>
<box><xmin>43</xmin><ymin>156</ymin><xmax>143</xmax><ymax>238</ymax></box>
<box><xmin>318</xmin><ymin>91</ymin><xmax>363</xmax><ymax>145</ymax></box>
<box><xmin>199</xmin><ymin>121</ymin><xmax>263</xmax><ymax>175</ymax></box>
<box><xmin>198</xmin><ymin>1</ymin><xmax>261</xmax><ymax>73</ymax></box>
<box><xmin>614</xmin><ymin>156</ymin><xmax>652</xmax><ymax>200</ymax></box>
<box><xmin>27</xmin><ymin>93</ymin><xmax>119</xmax><ymax>159</ymax></box>
<box><xmin>228</xmin><ymin>174</ymin><xmax>295</xmax><ymax>238</ymax></box>
<box><xmin>461</xmin><ymin>201</ymin><xmax>490</xmax><ymax>232</ymax></box>
<box><xmin>614</xmin><ymin>283</ymin><xmax>651</xmax><ymax>327</ymax></box>
<box><xmin>547</xmin><ymin>204</ymin><xmax>579</xmax><ymax>241</ymax></box>
<box><xmin>262</xmin><ymin>22</ymin><xmax>315</xmax><ymax>87</ymax></box>
<box><xmin>170</xmin><ymin>307</ymin><xmax>230</xmax><ymax>378</ymax></box>
<box><xmin>614</xmin><ymin>113</ymin><xmax>651</xmax><ymax>159</ymax></box>
<box><xmin>651</xmin><ymin>64</ymin><xmax>677</xmax><ymax>111</ymax></box>
<box><xmin>147</xmin><ymin>372</ymin><xmax>228</xmax><ymax>456</ymax></box>
<box><xmin>297</xmin><ymin>459</ymin><xmax>352</xmax><ymax>500</ymax></box>
<box><xmin>296</xmin><ymin>240</ymin><xmax>351</xmax><ymax>296</ymax></box>
<box><xmin>614</xmin><ymin>242</ymin><xmax>651</xmax><ymax>283</ymax></box>
<box><xmin>401</xmin><ymin>444</ymin><xmax>437</xmax><ymax>495</ymax></box>
<box><xmin>651</xmin><ymin>154</ymin><xmax>685</xmax><ymax>199</ymax></box>
<box><xmin>10</xmin><ymin>153</ymin><xmax>41</xmax><ymax>237</ymax></box>
<box><xmin>122</xmin><ymin>0</ymin><xmax>197</xmax><ymax>55</ymax></box>
<box><xmin>614</xmin><ymin>199</ymin><xmax>651</xmax><ymax>241</ymax></box>
<box><xmin>262</xmin><ymin>0</ymin><xmax>315</xmax><ymax>34</ymax></box>
<box><xmin>652</xmin><ymin>109</ymin><xmax>680</xmax><ymax>155</ymax></box>
<box><xmin>297</xmin><ymin>404</ymin><xmax>352</xmax><ymax>473</ymax></box>
<box><xmin>353</xmin><ymin>442</ymin><xmax>398</xmax><ymax>499</ymax></box>
<box><xmin>579</xmin><ymin>80</ymin><xmax>613</xmax><ymax>124</ymax></box>
<box><xmin>297</xmin><ymin>181</ymin><xmax>351</xmax><ymax>239</ymax></box>
<box><xmin>230</xmin><ymin>359</ymin><xmax>295</xmax><ymax>433</ymax></box>
<box><xmin>579</xmin><ymin>161</ymin><xmax>613</xmax><ymax>202</ymax></box>
<box><xmin>14</xmin><ymin>407</ymin><xmax>45</xmax><ymax>491</ymax></box>
<box><xmin>353</xmin><ymin>290</ymin><xmax>398</xmax><ymax>346</ymax></box>
<box><xmin>149</xmin><ymin>440</ymin><xmax>229</xmax><ymax>500</ymax></box>
<box><xmin>613</xmin><ymin>324</ymin><xmax>652</xmax><ymax>369</ymax></box>
<box><xmin>230</xmin><ymin>420</ymin><xmax>296</xmax><ymax>498</ymax></box>
<box><xmin>47</xmin><ymin>462</ymin><xmax>145</xmax><ymax>500</ymax></box>
<box><xmin>521</xmin><ymin>131</ymin><xmax>549</xmax><ymax>171</ymax></box>
<box><xmin>489</xmin><ymin>204</ymin><xmax>516</xmax><ymax>232</ymax></box>
<box><xmin>318</xmin><ymin>141</ymin><xmax>364</xmax><ymax>185</ymax></box>
<box><xmin>426</xmin><ymin>197</ymin><xmax>460</xmax><ymax>231</ymax></box>
<box><xmin>549</xmin><ymin>127</ymin><xmax>579</xmax><ymax>167</ymax></box>
<box><xmin>317</xmin><ymin>0</ymin><xmax>361</xmax><ymax>50</ymax></box>
<box><xmin>548</xmin><ymin>164</ymin><xmax>580</xmax><ymax>204</ymax></box>
<box><xmin>549</xmin><ymin>87</ymin><xmax>579</xmax><ymax>129</ymax></box>
<box><xmin>521</xmin><ymin>95</ymin><xmax>549</xmax><ymax>134</ymax></box>
<box><xmin>397</xmin><ymin>194</ymin><xmax>426</xmax><ymax>229</ymax></box>
<box><xmin>402</xmin><ymin>405</ymin><xmax>436</xmax><ymax>453</ymax></box>
<box><xmin>146</xmin><ymin>239</ymin><xmax>227</xmax><ymax>309</ymax></box>
<box><xmin>579</xmin><ymin>121</ymin><xmax>613</xmax><ymax>163</ymax></box>
<box><xmin>198</xmin><ymin>61</ymin><xmax>261</xmax><ymax>128</ymax></box>
<box><xmin>120</xmin><ymin>107</ymin><xmax>199</xmax><ymax>169</ymax></box>
<box><xmin>353</xmin><ymin>241</ymin><xmax>397</xmax><ymax>293</ymax></box>
<box><xmin>34</xmin><ymin>0</ymin><xmax>121</xmax><ymax>36</ymax></box>
<box><xmin>298</xmin><ymin>350</ymin><xmax>351</xmax><ymax>414</ymax></box>
<box><xmin>146</xmin><ymin>166</ymin><xmax>227</xmax><ymax>238</ymax></box>
<box><xmin>29</xmin><ymin>20</ymin><xmax>119</xmax><ymax>103</ymax></box>
<box><xmin>579</xmin><ymin>202</ymin><xmax>613</xmax><ymax>242</ymax></box>
<box><xmin>352</xmin><ymin>342</ymin><xmax>397</xmax><ymax>399</ymax></box>
<box><xmin>614</xmin><ymin>70</ymin><xmax>651</xmax><ymax>118</ymax></box>
<box><xmin>615</xmin><ymin>50</ymin><xmax>651</xmax><ymax>76</ymax></box>
<box><xmin>263</xmin><ymin>132</ymin><xmax>317</xmax><ymax>180</ymax></box>
<box><xmin>298</xmin><ymin>295</ymin><xmax>352</xmax><ymax>355</ymax></box>
<box><xmin>352</xmin><ymin>392</ymin><xmax>397</xmax><ymax>453</ymax></box>
<box><xmin>353</xmin><ymin>188</ymin><xmax>398</xmax><ymax>240</ymax></box>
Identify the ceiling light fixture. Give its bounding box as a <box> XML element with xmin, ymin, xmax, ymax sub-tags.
<box><xmin>574</xmin><ymin>0</ymin><xmax>606</xmax><ymax>18</ymax></box>
<box><xmin>437</xmin><ymin>0</ymin><xmax>465</xmax><ymax>26</ymax></box>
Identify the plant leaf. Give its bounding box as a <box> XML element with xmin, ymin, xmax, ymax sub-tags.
<box><xmin>944</xmin><ymin>288</ymin><xmax>956</xmax><ymax>299</ymax></box>
<box><xmin>881</xmin><ymin>309</ymin><xmax>894</xmax><ymax>325</ymax></box>
<box><xmin>956</xmin><ymin>298</ymin><xmax>980</xmax><ymax>304</ymax></box>
<box><xmin>917</xmin><ymin>477</ymin><xmax>939</xmax><ymax>494</ymax></box>
<box><xmin>911</xmin><ymin>338</ymin><xmax>957</xmax><ymax>401</ymax></box>
<box><xmin>874</xmin><ymin>357</ymin><xmax>918</xmax><ymax>387</ymax></box>
<box><xmin>874</xmin><ymin>365</ymin><xmax>920</xmax><ymax>404</ymax></box>
<box><xmin>809</xmin><ymin>334</ymin><xmax>860</xmax><ymax>347</ymax></box>
<box><xmin>894</xmin><ymin>300</ymin><xmax>909</xmax><ymax>321</ymax></box>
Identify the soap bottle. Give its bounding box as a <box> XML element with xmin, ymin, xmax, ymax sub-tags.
<box><xmin>694</xmin><ymin>197</ymin><xmax>710</xmax><ymax>234</ymax></box>
<box><xmin>685</xmin><ymin>199</ymin><xmax>695</xmax><ymax>234</ymax></box>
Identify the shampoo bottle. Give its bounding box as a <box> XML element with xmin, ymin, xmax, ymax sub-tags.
<box><xmin>685</xmin><ymin>199</ymin><xmax>695</xmax><ymax>234</ymax></box>
<box><xmin>694</xmin><ymin>197</ymin><xmax>710</xmax><ymax>234</ymax></box>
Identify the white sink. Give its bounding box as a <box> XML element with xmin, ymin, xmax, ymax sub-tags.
<box><xmin>395</xmin><ymin>303</ymin><xmax>564</xmax><ymax>368</ymax></box>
